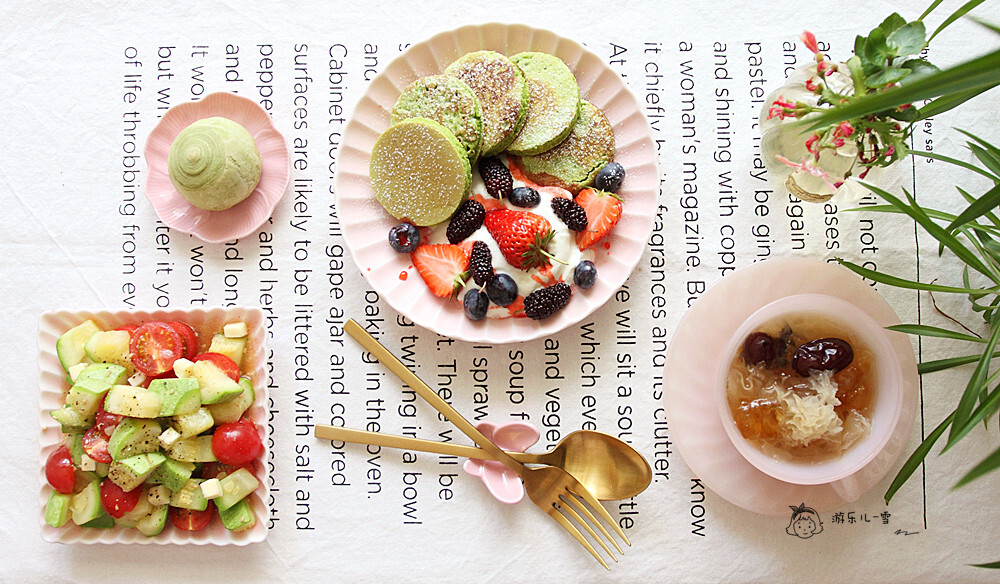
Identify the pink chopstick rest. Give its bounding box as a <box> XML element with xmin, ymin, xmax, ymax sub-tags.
<box><xmin>462</xmin><ymin>421</ymin><xmax>540</xmax><ymax>504</ymax></box>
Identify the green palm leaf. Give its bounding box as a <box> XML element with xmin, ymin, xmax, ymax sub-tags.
<box><xmin>948</xmin><ymin>313</ymin><xmax>1000</xmax><ymax>443</ymax></box>
<box><xmin>885</xmin><ymin>413</ymin><xmax>953</xmax><ymax>503</ymax></box>
<box><xmin>954</xmin><ymin>443</ymin><xmax>1000</xmax><ymax>488</ymax></box>
<box><xmin>887</xmin><ymin>323</ymin><xmax>984</xmax><ymax>342</ymax></box>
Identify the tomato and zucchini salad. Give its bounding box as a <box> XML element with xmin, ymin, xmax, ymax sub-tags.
<box><xmin>44</xmin><ymin>318</ymin><xmax>263</xmax><ymax>536</ymax></box>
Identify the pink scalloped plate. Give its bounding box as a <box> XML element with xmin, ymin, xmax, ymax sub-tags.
<box><xmin>335</xmin><ymin>23</ymin><xmax>659</xmax><ymax>343</ymax></box>
<box><xmin>144</xmin><ymin>92</ymin><xmax>289</xmax><ymax>244</ymax></box>
<box><xmin>663</xmin><ymin>258</ymin><xmax>919</xmax><ymax>515</ymax></box>
<box><xmin>38</xmin><ymin>307</ymin><xmax>269</xmax><ymax>544</ymax></box>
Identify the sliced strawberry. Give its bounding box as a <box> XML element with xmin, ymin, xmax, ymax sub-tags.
<box><xmin>483</xmin><ymin>209</ymin><xmax>558</xmax><ymax>270</ymax></box>
<box><xmin>411</xmin><ymin>244</ymin><xmax>471</xmax><ymax>298</ymax></box>
<box><xmin>575</xmin><ymin>188</ymin><xmax>623</xmax><ymax>251</ymax></box>
<box><xmin>472</xmin><ymin>193</ymin><xmax>505</xmax><ymax>212</ymax></box>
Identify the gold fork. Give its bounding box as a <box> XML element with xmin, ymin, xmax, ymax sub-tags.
<box><xmin>343</xmin><ymin>319</ymin><xmax>630</xmax><ymax>569</ymax></box>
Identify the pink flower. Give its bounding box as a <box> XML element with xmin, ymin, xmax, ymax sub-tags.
<box><xmin>805</xmin><ymin>77</ymin><xmax>819</xmax><ymax>92</ymax></box>
<box><xmin>834</xmin><ymin>121</ymin><xmax>854</xmax><ymax>138</ymax></box>
<box><xmin>775</xmin><ymin>154</ymin><xmax>844</xmax><ymax>193</ymax></box>
<box><xmin>767</xmin><ymin>95</ymin><xmax>797</xmax><ymax>120</ymax></box>
<box><xmin>805</xmin><ymin>133</ymin><xmax>821</xmax><ymax>158</ymax></box>
<box><xmin>801</xmin><ymin>31</ymin><xmax>820</xmax><ymax>54</ymax></box>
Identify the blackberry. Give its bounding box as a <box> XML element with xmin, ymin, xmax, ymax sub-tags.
<box><xmin>388</xmin><ymin>222</ymin><xmax>420</xmax><ymax>253</ymax></box>
<box><xmin>523</xmin><ymin>282</ymin><xmax>572</xmax><ymax>320</ymax></box>
<box><xmin>551</xmin><ymin>197</ymin><xmax>588</xmax><ymax>231</ymax></box>
<box><xmin>446</xmin><ymin>198</ymin><xmax>485</xmax><ymax>244</ymax></box>
<box><xmin>478</xmin><ymin>157</ymin><xmax>513</xmax><ymax>199</ymax></box>
<box><xmin>509</xmin><ymin>186</ymin><xmax>540</xmax><ymax>208</ymax></box>
<box><xmin>595</xmin><ymin>162</ymin><xmax>626</xmax><ymax>192</ymax></box>
<box><xmin>463</xmin><ymin>289</ymin><xmax>490</xmax><ymax>321</ymax></box>
<box><xmin>485</xmin><ymin>273</ymin><xmax>518</xmax><ymax>307</ymax></box>
<box><xmin>469</xmin><ymin>241</ymin><xmax>495</xmax><ymax>286</ymax></box>
<box><xmin>573</xmin><ymin>260</ymin><xmax>597</xmax><ymax>289</ymax></box>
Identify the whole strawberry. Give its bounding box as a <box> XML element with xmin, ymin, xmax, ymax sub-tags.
<box><xmin>483</xmin><ymin>209</ymin><xmax>558</xmax><ymax>270</ymax></box>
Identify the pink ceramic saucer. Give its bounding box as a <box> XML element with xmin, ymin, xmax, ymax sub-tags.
<box><xmin>144</xmin><ymin>92</ymin><xmax>289</xmax><ymax>244</ymax></box>
<box><xmin>663</xmin><ymin>258</ymin><xmax>919</xmax><ymax>515</ymax></box>
<box><xmin>335</xmin><ymin>23</ymin><xmax>659</xmax><ymax>343</ymax></box>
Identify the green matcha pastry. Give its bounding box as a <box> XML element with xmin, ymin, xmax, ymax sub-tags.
<box><xmin>506</xmin><ymin>52</ymin><xmax>580</xmax><ymax>156</ymax></box>
<box><xmin>168</xmin><ymin>117</ymin><xmax>262</xmax><ymax>211</ymax></box>
<box><xmin>391</xmin><ymin>75</ymin><xmax>483</xmax><ymax>163</ymax></box>
<box><xmin>369</xmin><ymin>117</ymin><xmax>471</xmax><ymax>226</ymax></box>
<box><xmin>511</xmin><ymin>100</ymin><xmax>615</xmax><ymax>194</ymax></box>
<box><xmin>445</xmin><ymin>50</ymin><xmax>529</xmax><ymax>157</ymax></box>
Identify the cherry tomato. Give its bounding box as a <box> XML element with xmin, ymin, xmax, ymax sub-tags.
<box><xmin>94</xmin><ymin>398</ymin><xmax>122</xmax><ymax>429</ymax></box>
<box><xmin>168</xmin><ymin>321</ymin><xmax>199</xmax><ymax>360</ymax></box>
<box><xmin>82</xmin><ymin>424</ymin><xmax>113</xmax><ymax>464</ymax></box>
<box><xmin>193</xmin><ymin>352</ymin><xmax>240</xmax><ymax>382</ymax></box>
<box><xmin>115</xmin><ymin>324</ymin><xmax>139</xmax><ymax>334</ymax></box>
<box><xmin>211</xmin><ymin>420</ymin><xmax>263</xmax><ymax>465</ymax></box>
<box><xmin>130</xmin><ymin>321</ymin><xmax>185</xmax><ymax>376</ymax></box>
<box><xmin>45</xmin><ymin>445</ymin><xmax>76</xmax><ymax>494</ymax></box>
<box><xmin>170</xmin><ymin>503</ymin><xmax>214</xmax><ymax>531</ymax></box>
<box><xmin>99</xmin><ymin>479</ymin><xmax>142</xmax><ymax>518</ymax></box>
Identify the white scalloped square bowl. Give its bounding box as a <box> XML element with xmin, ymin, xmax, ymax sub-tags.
<box><xmin>335</xmin><ymin>23</ymin><xmax>659</xmax><ymax>342</ymax></box>
<box><xmin>38</xmin><ymin>307</ymin><xmax>269</xmax><ymax>545</ymax></box>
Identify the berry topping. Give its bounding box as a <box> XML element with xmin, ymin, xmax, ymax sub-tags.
<box><xmin>485</xmin><ymin>273</ymin><xmax>518</xmax><ymax>307</ymax></box>
<box><xmin>469</xmin><ymin>241</ymin><xmax>495</xmax><ymax>287</ymax></box>
<box><xmin>446</xmin><ymin>198</ymin><xmax>485</xmax><ymax>244</ymax></box>
<box><xmin>483</xmin><ymin>209</ymin><xmax>560</xmax><ymax>270</ymax></box>
<box><xmin>463</xmin><ymin>289</ymin><xmax>490</xmax><ymax>321</ymax></box>
<box><xmin>551</xmin><ymin>197</ymin><xmax>588</xmax><ymax>231</ymax></box>
<box><xmin>523</xmin><ymin>282</ymin><xmax>572</xmax><ymax>320</ymax></box>
<box><xmin>411</xmin><ymin>243</ymin><xmax>470</xmax><ymax>298</ymax></box>
<box><xmin>478</xmin><ymin>156</ymin><xmax>513</xmax><ymax>199</ymax></box>
<box><xmin>388</xmin><ymin>222</ymin><xmax>421</xmax><ymax>253</ymax></box>
<box><xmin>575</xmin><ymin>188</ymin><xmax>623</xmax><ymax>251</ymax></box>
<box><xmin>509</xmin><ymin>186</ymin><xmax>541</xmax><ymax>208</ymax></box>
<box><xmin>573</xmin><ymin>260</ymin><xmax>597</xmax><ymax>289</ymax></box>
<box><xmin>594</xmin><ymin>162</ymin><xmax>625</xmax><ymax>192</ymax></box>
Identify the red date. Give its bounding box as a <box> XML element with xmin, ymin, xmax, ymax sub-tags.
<box><xmin>792</xmin><ymin>337</ymin><xmax>853</xmax><ymax>376</ymax></box>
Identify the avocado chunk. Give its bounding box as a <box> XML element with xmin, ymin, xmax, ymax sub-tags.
<box><xmin>51</xmin><ymin>405</ymin><xmax>93</xmax><ymax>430</ymax></box>
<box><xmin>149</xmin><ymin>457</ymin><xmax>196</xmax><ymax>492</ymax></box>
<box><xmin>70</xmin><ymin>479</ymin><xmax>103</xmax><ymax>526</ymax></box>
<box><xmin>108</xmin><ymin>452</ymin><xmax>167</xmax><ymax>491</ymax></box>
<box><xmin>81</xmin><ymin>512</ymin><xmax>115</xmax><ymax>529</ymax></box>
<box><xmin>147</xmin><ymin>377</ymin><xmax>202</xmax><ymax>417</ymax></box>
<box><xmin>108</xmin><ymin>418</ymin><xmax>162</xmax><ymax>460</ymax></box>
<box><xmin>103</xmin><ymin>384</ymin><xmax>164</xmax><ymax>418</ymax></box>
<box><xmin>75</xmin><ymin>363</ymin><xmax>129</xmax><ymax>386</ymax></box>
<box><xmin>218</xmin><ymin>498</ymin><xmax>256</xmax><ymax>532</ymax></box>
<box><xmin>136</xmin><ymin>505</ymin><xmax>169</xmax><ymax>536</ymax></box>
<box><xmin>167</xmin><ymin>434</ymin><xmax>217</xmax><ymax>463</ymax></box>
<box><xmin>172</xmin><ymin>407</ymin><xmax>214</xmax><ymax>439</ymax></box>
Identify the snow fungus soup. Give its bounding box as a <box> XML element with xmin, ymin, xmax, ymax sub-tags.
<box><xmin>725</xmin><ymin>312</ymin><xmax>876</xmax><ymax>464</ymax></box>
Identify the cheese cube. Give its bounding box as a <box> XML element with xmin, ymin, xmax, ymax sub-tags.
<box><xmin>223</xmin><ymin>322</ymin><xmax>248</xmax><ymax>338</ymax></box>
<box><xmin>79</xmin><ymin>453</ymin><xmax>96</xmax><ymax>472</ymax></box>
<box><xmin>200</xmin><ymin>478</ymin><xmax>222</xmax><ymax>500</ymax></box>
<box><xmin>158</xmin><ymin>427</ymin><xmax>182</xmax><ymax>450</ymax></box>
<box><xmin>68</xmin><ymin>363</ymin><xmax>89</xmax><ymax>383</ymax></box>
<box><xmin>127</xmin><ymin>371</ymin><xmax>147</xmax><ymax>386</ymax></box>
<box><xmin>173</xmin><ymin>358</ymin><xmax>195</xmax><ymax>378</ymax></box>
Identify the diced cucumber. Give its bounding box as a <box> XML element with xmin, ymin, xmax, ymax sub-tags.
<box><xmin>81</xmin><ymin>512</ymin><xmax>115</xmax><ymax>529</ymax></box>
<box><xmin>103</xmin><ymin>385</ymin><xmax>164</xmax><ymax>418</ymax></box>
<box><xmin>83</xmin><ymin>330</ymin><xmax>133</xmax><ymax>371</ymax></box>
<box><xmin>65</xmin><ymin>377</ymin><xmax>113</xmax><ymax>418</ymax></box>
<box><xmin>136</xmin><ymin>504</ymin><xmax>169</xmax><ymax>537</ymax></box>
<box><xmin>207</xmin><ymin>377</ymin><xmax>254</xmax><ymax>424</ymax></box>
<box><xmin>56</xmin><ymin>320</ymin><xmax>101</xmax><ymax>372</ymax></box>
<box><xmin>107</xmin><ymin>452</ymin><xmax>167</xmax><ymax>491</ymax></box>
<box><xmin>149</xmin><ymin>458</ymin><xmax>195</xmax><ymax>492</ymax></box>
<box><xmin>147</xmin><ymin>377</ymin><xmax>201</xmax><ymax>417</ymax></box>
<box><xmin>170</xmin><ymin>478</ymin><xmax>208</xmax><ymax>511</ymax></box>
<box><xmin>167</xmin><ymin>435</ymin><xmax>216</xmax><ymax>463</ymax></box>
<box><xmin>215</xmin><ymin>468</ymin><xmax>259</xmax><ymax>511</ymax></box>
<box><xmin>218</xmin><ymin>498</ymin><xmax>256</xmax><ymax>532</ymax></box>
<box><xmin>64</xmin><ymin>432</ymin><xmax>84</xmax><ymax>466</ymax></box>
<box><xmin>94</xmin><ymin>462</ymin><xmax>109</xmax><ymax>478</ymax></box>
<box><xmin>75</xmin><ymin>363</ymin><xmax>129</xmax><ymax>386</ymax></box>
<box><xmin>208</xmin><ymin>333</ymin><xmax>247</xmax><ymax>368</ymax></box>
<box><xmin>108</xmin><ymin>418</ymin><xmax>162</xmax><ymax>460</ymax></box>
<box><xmin>192</xmin><ymin>359</ymin><xmax>242</xmax><ymax>404</ymax></box>
<box><xmin>50</xmin><ymin>406</ymin><xmax>93</xmax><ymax>431</ymax></box>
<box><xmin>172</xmin><ymin>407</ymin><xmax>214</xmax><ymax>439</ymax></box>
<box><xmin>45</xmin><ymin>491</ymin><xmax>73</xmax><ymax>527</ymax></box>
<box><xmin>114</xmin><ymin>495</ymin><xmax>152</xmax><ymax>528</ymax></box>
<box><xmin>70</xmin><ymin>479</ymin><xmax>103</xmax><ymax>526</ymax></box>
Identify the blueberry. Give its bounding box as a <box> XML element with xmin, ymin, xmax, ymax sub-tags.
<box><xmin>509</xmin><ymin>186</ymin><xmax>540</xmax><ymax>208</ymax></box>
<box><xmin>594</xmin><ymin>162</ymin><xmax>625</xmax><ymax>192</ymax></box>
<box><xmin>388</xmin><ymin>222</ymin><xmax>420</xmax><ymax>253</ymax></box>
<box><xmin>485</xmin><ymin>273</ymin><xmax>518</xmax><ymax>306</ymax></box>
<box><xmin>463</xmin><ymin>289</ymin><xmax>490</xmax><ymax>321</ymax></box>
<box><xmin>573</xmin><ymin>260</ymin><xmax>597</xmax><ymax>289</ymax></box>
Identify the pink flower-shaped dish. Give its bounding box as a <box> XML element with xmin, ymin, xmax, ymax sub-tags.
<box><xmin>144</xmin><ymin>92</ymin><xmax>289</xmax><ymax>244</ymax></box>
<box><xmin>462</xmin><ymin>421</ymin><xmax>540</xmax><ymax>504</ymax></box>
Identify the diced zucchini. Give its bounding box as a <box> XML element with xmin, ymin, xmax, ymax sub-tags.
<box><xmin>64</xmin><ymin>432</ymin><xmax>84</xmax><ymax>466</ymax></box>
<box><xmin>136</xmin><ymin>504</ymin><xmax>169</xmax><ymax>536</ymax></box>
<box><xmin>147</xmin><ymin>485</ymin><xmax>171</xmax><ymax>506</ymax></box>
<box><xmin>56</xmin><ymin>320</ymin><xmax>101</xmax><ymax>372</ymax></box>
<box><xmin>70</xmin><ymin>479</ymin><xmax>103</xmax><ymax>526</ymax></box>
<box><xmin>114</xmin><ymin>495</ymin><xmax>152</xmax><ymax>528</ymax></box>
<box><xmin>147</xmin><ymin>377</ymin><xmax>202</xmax><ymax>417</ymax></box>
<box><xmin>107</xmin><ymin>452</ymin><xmax>167</xmax><ymax>491</ymax></box>
<box><xmin>167</xmin><ymin>435</ymin><xmax>216</xmax><ymax>463</ymax></box>
<box><xmin>192</xmin><ymin>360</ymin><xmax>242</xmax><ymax>404</ymax></box>
<box><xmin>81</xmin><ymin>512</ymin><xmax>115</xmax><ymax>529</ymax></box>
<box><xmin>170</xmin><ymin>479</ymin><xmax>208</xmax><ymax>511</ymax></box>
<box><xmin>149</xmin><ymin>457</ymin><xmax>195</xmax><ymax>492</ymax></box>
<box><xmin>172</xmin><ymin>407</ymin><xmax>214</xmax><ymax>439</ymax></box>
<box><xmin>65</xmin><ymin>377</ymin><xmax>113</xmax><ymax>418</ymax></box>
<box><xmin>50</xmin><ymin>406</ymin><xmax>93</xmax><ymax>430</ymax></box>
<box><xmin>103</xmin><ymin>385</ymin><xmax>164</xmax><ymax>418</ymax></box>
<box><xmin>215</xmin><ymin>468</ymin><xmax>259</xmax><ymax>511</ymax></box>
<box><xmin>208</xmin><ymin>333</ymin><xmax>247</xmax><ymax>368</ymax></box>
<box><xmin>218</xmin><ymin>498</ymin><xmax>256</xmax><ymax>532</ymax></box>
<box><xmin>75</xmin><ymin>363</ymin><xmax>128</xmax><ymax>386</ymax></box>
<box><xmin>45</xmin><ymin>491</ymin><xmax>73</xmax><ymax>528</ymax></box>
<box><xmin>207</xmin><ymin>377</ymin><xmax>254</xmax><ymax>424</ymax></box>
<box><xmin>108</xmin><ymin>418</ymin><xmax>162</xmax><ymax>460</ymax></box>
<box><xmin>83</xmin><ymin>330</ymin><xmax>133</xmax><ymax>371</ymax></box>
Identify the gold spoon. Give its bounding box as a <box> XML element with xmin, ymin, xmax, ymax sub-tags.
<box><xmin>315</xmin><ymin>425</ymin><xmax>652</xmax><ymax>500</ymax></box>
